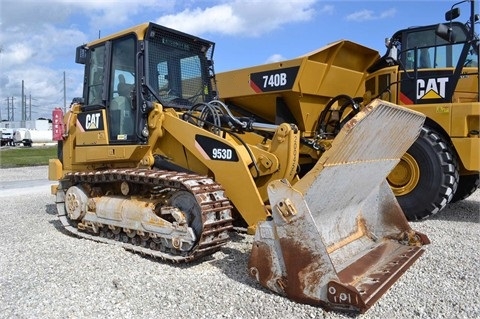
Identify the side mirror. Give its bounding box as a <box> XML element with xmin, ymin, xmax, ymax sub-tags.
<box><xmin>75</xmin><ymin>45</ymin><xmax>88</xmax><ymax>65</ymax></box>
<box><xmin>387</xmin><ymin>45</ymin><xmax>398</xmax><ymax>62</ymax></box>
<box><xmin>436</xmin><ymin>23</ymin><xmax>456</xmax><ymax>43</ymax></box>
<box><xmin>445</xmin><ymin>7</ymin><xmax>460</xmax><ymax>21</ymax></box>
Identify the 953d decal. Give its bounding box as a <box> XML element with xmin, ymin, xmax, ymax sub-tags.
<box><xmin>195</xmin><ymin>135</ymin><xmax>239</xmax><ymax>162</ymax></box>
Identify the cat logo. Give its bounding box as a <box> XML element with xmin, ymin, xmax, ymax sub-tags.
<box><xmin>417</xmin><ymin>77</ymin><xmax>449</xmax><ymax>100</ymax></box>
<box><xmin>85</xmin><ymin>113</ymin><xmax>101</xmax><ymax>130</ymax></box>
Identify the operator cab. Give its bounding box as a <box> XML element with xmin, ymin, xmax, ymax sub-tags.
<box><xmin>386</xmin><ymin>21</ymin><xmax>478</xmax><ymax>71</ymax></box>
<box><xmin>367</xmin><ymin>1</ymin><xmax>478</xmax><ymax>104</ymax></box>
<box><xmin>75</xmin><ymin>23</ymin><xmax>216</xmax><ymax>144</ymax></box>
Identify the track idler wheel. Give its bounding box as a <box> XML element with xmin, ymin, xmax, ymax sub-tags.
<box><xmin>64</xmin><ymin>186</ymin><xmax>89</xmax><ymax>221</ymax></box>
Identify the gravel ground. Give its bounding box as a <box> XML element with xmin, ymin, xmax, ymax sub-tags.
<box><xmin>0</xmin><ymin>166</ymin><xmax>479</xmax><ymax>319</ymax></box>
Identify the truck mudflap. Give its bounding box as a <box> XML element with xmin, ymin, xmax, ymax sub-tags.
<box><xmin>248</xmin><ymin>99</ymin><xmax>430</xmax><ymax>313</ymax></box>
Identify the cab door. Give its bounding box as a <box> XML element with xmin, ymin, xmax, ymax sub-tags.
<box><xmin>108</xmin><ymin>36</ymin><xmax>137</xmax><ymax>143</ymax></box>
<box><xmin>78</xmin><ymin>35</ymin><xmax>138</xmax><ymax>146</ymax></box>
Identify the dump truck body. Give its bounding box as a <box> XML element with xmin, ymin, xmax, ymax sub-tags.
<box><xmin>48</xmin><ymin>21</ymin><xmax>428</xmax><ymax>313</ymax></box>
<box><xmin>216</xmin><ymin>40</ymin><xmax>379</xmax><ymax>135</ymax></box>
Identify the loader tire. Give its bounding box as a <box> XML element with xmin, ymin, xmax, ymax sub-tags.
<box><xmin>388</xmin><ymin>126</ymin><xmax>459</xmax><ymax>220</ymax></box>
<box><xmin>451</xmin><ymin>174</ymin><xmax>480</xmax><ymax>203</ymax></box>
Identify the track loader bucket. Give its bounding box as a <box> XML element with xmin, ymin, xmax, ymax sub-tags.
<box><xmin>248</xmin><ymin>99</ymin><xmax>430</xmax><ymax>313</ymax></box>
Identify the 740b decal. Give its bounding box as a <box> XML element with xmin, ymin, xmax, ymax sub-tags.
<box><xmin>249</xmin><ymin>66</ymin><xmax>299</xmax><ymax>93</ymax></box>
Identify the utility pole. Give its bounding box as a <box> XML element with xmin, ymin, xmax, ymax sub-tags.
<box><xmin>63</xmin><ymin>71</ymin><xmax>67</xmax><ymax>113</ymax></box>
<box><xmin>20</xmin><ymin>80</ymin><xmax>26</xmax><ymax>127</ymax></box>
<box><xmin>10</xmin><ymin>97</ymin><xmax>14</xmax><ymax>121</ymax></box>
<box><xmin>4</xmin><ymin>98</ymin><xmax>8</xmax><ymax>121</ymax></box>
<box><xmin>21</xmin><ymin>80</ymin><xmax>24</xmax><ymax>121</ymax></box>
<box><xmin>28</xmin><ymin>94</ymin><xmax>32</xmax><ymax>121</ymax></box>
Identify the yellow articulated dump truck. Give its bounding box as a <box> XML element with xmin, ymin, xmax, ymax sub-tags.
<box><xmin>218</xmin><ymin>0</ymin><xmax>479</xmax><ymax>221</ymax></box>
<box><xmin>49</xmin><ymin>22</ymin><xmax>429</xmax><ymax>312</ymax></box>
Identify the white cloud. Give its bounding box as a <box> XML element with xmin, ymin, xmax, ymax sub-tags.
<box><xmin>0</xmin><ymin>0</ymin><xmax>319</xmax><ymax>119</ymax></box>
<box><xmin>158</xmin><ymin>5</ymin><xmax>243</xmax><ymax>36</ymax></box>
<box><xmin>1</xmin><ymin>42</ymin><xmax>35</xmax><ymax>67</ymax></box>
<box><xmin>0</xmin><ymin>0</ymin><xmax>165</xmax><ymax>119</ymax></box>
<box><xmin>1</xmin><ymin>0</ymin><xmax>171</xmax><ymax>34</ymax></box>
<box><xmin>157</xmin><ymin>0</ymin><xmax>317</xmax><ymax>37</ymax></box>
<box><xmin>265</xmin><ymin>54</ymin><xmax>286</xmax><ymax>64</ymax></box>
<box><xmin>346</xmin><ymin>9</ymin><xmax>375</xmax><ymax>21</ymax></box>
<box><xmin>75</xmin><ymin>0</ymin><xmax>172</xmax><ymax>30</ymax></box>
<box><xmin>380</xmin><ymin>8</ymin><xmax>397</xmax><ymax>19</ymax></box>
<box><xmin>346</xmin><ymin>8</ymin><xmax>397</xmax><ymax>22</ymax></box>
<box><xmin>0</xmin><ymin>19</ymin><xmax>88</xmax><ymax>119</ymax></box>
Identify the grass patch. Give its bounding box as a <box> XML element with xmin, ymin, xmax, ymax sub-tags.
<box><xmin>0</xmin><ymin>146</ymin><xmax>57</xmax><ymax>168</ymax></box>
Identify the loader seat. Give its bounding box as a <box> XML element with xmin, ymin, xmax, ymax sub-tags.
<box><xmin>419</xmin><ymin>48</ymin><xmax>431</xmax><ymax>68</ymax></box>
<box><xmin>117</xmin><ymin>74</ymin><xmax>133</xmax><ymax>100</ymax></box>
<box><xmin>110</xmin><ymin>75</ymin><xmax>134</xmax><ymax>139</ymax></box>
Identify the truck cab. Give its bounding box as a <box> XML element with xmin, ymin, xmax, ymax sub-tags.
<box><xmin>366</xmin><ymin>0</ymin><xmax>479</xmax><ymax>220</ymax></box>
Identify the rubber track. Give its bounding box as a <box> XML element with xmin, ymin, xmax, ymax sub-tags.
<box><xmin>56</xmin><ymin>168</ymin><xmax>234</xmax><ymax>262</ymax></box>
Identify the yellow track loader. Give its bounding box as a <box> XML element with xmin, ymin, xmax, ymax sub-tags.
<box><xmin>49</xmin><ymin>22</ymin><xmax>429</xmax><ymax>312</ymax></box>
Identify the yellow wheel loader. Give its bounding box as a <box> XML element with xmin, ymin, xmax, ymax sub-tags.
<box><xmin>49</xmin><ymin>23</ymin><xmax>429</xmax><ymax>312</ymax></box>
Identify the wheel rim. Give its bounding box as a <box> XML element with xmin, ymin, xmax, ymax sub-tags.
<box><xmin>388</xmin><ymin>153</ymin><xmax>420</xmax><ymax>196</ymax></box>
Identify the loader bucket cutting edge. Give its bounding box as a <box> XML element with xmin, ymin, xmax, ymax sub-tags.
<box><xmin>248</xmin><ymin>99</ymin><xmax>430</xmax><ymax>313</ymax></box>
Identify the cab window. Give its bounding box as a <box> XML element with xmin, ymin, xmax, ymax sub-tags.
<box><xmin>108</xmin><ymin>36</ymin><xmax>136</xmax><ymax>142</ymax></box>
<box><xmin>402</xmin><ymin>24</ymin><xmax>471</xmax><ymax>70</ymax></box>
<box><xmin>86</xmin><ymin>45</ymin><xmax>106</xmax><ymax>106</ymax></box>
